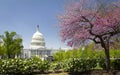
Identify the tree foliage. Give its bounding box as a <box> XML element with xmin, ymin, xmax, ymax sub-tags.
<box><xmin>0</xmin><ymin>31</ymin><xmax>23</xmax><ymax>58</ymax></box>
<box><xmin>0</xmin><ymin>43</ymin><xmax>6</xmax><ymax>58</ymax></box>
<box><xmin>58</xmin><ymin>0</ymin><xmax>120</xmax><ymax>71</ymax></box>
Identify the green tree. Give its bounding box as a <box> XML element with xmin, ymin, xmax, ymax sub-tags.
<box><xmin>0</xmin><ymin>31</ymin><xmax>23</xmax><ymax>58</ymax></box>
<box><xmin>53</xmin><ymin>50</ymin><xmax>65</xmax><ymax>61</ymax></box>
<box><xmin>0</xmin><ymin>43</ymin><xmax>6</xmax><ymax>58</ymax></box>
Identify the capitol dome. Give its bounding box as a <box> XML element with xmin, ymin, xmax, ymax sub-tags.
<box><xmin>30</xmin><ymin>25</ymin><xmax>45</xmax><ymax>49</ymax></box>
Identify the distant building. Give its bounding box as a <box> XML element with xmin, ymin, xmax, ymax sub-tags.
<box><xmin>21</xmin><ymin>25</ymin><xmax>58</xmax><ymax>58</ymax></box>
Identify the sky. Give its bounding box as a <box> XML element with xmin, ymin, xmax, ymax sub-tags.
<box><xmin>0</xmin><ymin>0</ymin><xmax>71</xmax><ymax>49</ymax></box>
<box><xmin>1</xmin><ymin>0</ymin><xmax>118</xmax><ymax>49</ymax></box>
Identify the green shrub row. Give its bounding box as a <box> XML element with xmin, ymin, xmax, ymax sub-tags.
<box><xmin>51</xmin><ymin>58</ymin><xmax>120</xmax><ymax>72</ymax></box>
<box><xmin>0</xmin><ymin>58</ymin><xmax>120</xmax><ymax>74</ymax></box>
<box><xmin>62</xmin><ymin>58</ymin><xmax>97</xmax><ymax>72</ymax></box>
<box><xmin>112</xmin><ymin>59</ymin><xmax>120</xmax><ymax>70</ymax></box>
<box><xmin>51</xmin><ymin>58</ymin><xmax>97</xmax><ymax>72</ymax></box>
<box><xmin>98</xmin><ymin>58</ymin><xmax>120</xmax><ymax>70</ymax></box>
<box><xmin>0</xmin><ymin>58</ymin><xmax>50</xmax><ymax>74</ymax></box>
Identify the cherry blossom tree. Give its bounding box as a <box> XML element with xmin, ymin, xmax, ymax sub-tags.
<box><xmin>59</xmin><ymin>0</ymin><xmax>120</xmax><ymax>71</ymax></box>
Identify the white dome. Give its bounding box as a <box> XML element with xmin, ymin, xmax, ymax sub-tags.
<box><xmin>30</xmin><ymin>25</ymin><xmax>45</xmax><ymax>49</ymax></box>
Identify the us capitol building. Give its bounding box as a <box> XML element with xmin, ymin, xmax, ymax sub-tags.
<box><xmin>21</xmin><ymin>25</ymin><xmax>58</xmax><ymax>58</ymax></box>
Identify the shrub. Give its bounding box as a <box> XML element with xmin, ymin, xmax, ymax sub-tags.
<box><xmin>0</xmin><ymin>59</ymin><xmax>33</xmax><ymax>74</ymax></box>
<box><xmin>50</xmin><ymin>62</ymin><xmax>63</xmax><ymax>72</ymax></box>
<box><xmin>62</xmin><ymin>58</ymin><xmax>97</xmax><ymax>72</ymax></box>
<box><xmin>0</xmin><ymin>58</ymin><xmax>50</xmax><ymax>74</ymax></box>
<box><xmin>97</xmin><ymin>58</ymin><xmax>106</xmax><ymax>70</ymax></box>
<box><xmin>37</xmin><ymin>60</ymin><xmax>50</xmax><ymax>72</ymax></box>
<box><xmin>111</xmin><ymin>58</ymin><xmax>120</xmax><ymax>70</ymax></box>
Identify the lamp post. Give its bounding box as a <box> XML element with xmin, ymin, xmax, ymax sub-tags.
<box><xmin>81</xmin><ymin>46</ymin><xmax>85</xmax><ymax>59</ymax></box>
<box><xmin>82</xmin><ymin>47</ymin><xmax>85</xmax><ymax>51</ymax></box>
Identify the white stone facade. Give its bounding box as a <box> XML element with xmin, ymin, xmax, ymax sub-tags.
<box><xmin>22</xmin><ymin>25</ymin><xmax>57</xmax><ymax>58</ymax></box>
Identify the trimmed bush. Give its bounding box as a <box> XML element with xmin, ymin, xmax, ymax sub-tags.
<box><xmin>111</xmin><ymin>58</ymin><xmax>120</xmax><ymax>70</ymax></box>
<box><xmin>0</xmin><ymin>58</ymin><xmax>50</xmax><ymax>74</ymax></box>
<box><xmin>37</xmin><ymin>60</ymin><xmax>50</xmax><ymax>72</ymax></box>
<box><xmin>61</xmin><ymin>58</ymin><xmax>97</xmax><ymax>72</ymax></box>
<box><xmin>50</xmin><ymin>62</ymin><xmax>63</xmax><ymax>72</ymax></box>
<box><xmin>97</xmin><ymin>58</ymin><xmax>106</xmax><ymax>70</ymax></box>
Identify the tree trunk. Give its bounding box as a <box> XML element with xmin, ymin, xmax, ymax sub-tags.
<box><xmin>7</xmin><ymin>52</ymin><xmax>11</xmax><ymax>58</ymax></box>
<box><xmin>104</xmin><ymin>47</ymin><xmax>110</xmax><ymax>72</ymax></box>
<box><xmin>103</xmin><ymin>42</ymin><xmax>110</xmax><ymax>72</ymax></box>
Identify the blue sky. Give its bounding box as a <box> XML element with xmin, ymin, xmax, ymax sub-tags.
<box><xmin>0</xmin><ymin>0</ymin><xmax>70</xmax><ymax>49</ymax></box>
<box><xmin>1</xmin><ymin>0</ymin><xmax>118</xmax><ymax>49</ymax></box>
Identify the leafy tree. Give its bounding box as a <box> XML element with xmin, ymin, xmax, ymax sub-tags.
<box><xmin>59</xmin><ymin>0</ymin><xmax>120</xmax><ymax>71</ymax></box>
<box><xmin>0</xmin><ymin>43</ymin><xmax>6</xmax><ymax>58</ymax></box>
<box><xmin>53</xmin><ymin>50</ymin><xmax>64</xmax><ymax>61</ymax></box>
<box><xmin>0</xmin><ymin>31</ymin><xmax>23</xmax><ymax>58</ymax></box>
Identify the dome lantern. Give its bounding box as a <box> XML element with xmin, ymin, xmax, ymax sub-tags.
<box><xmin>37</xmin><ymin>25</ymin><xmax>40</xmax><ymax>32</ymax></box>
